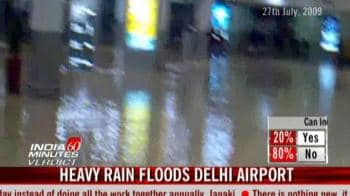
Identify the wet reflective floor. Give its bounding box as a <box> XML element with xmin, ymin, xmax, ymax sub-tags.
<box><xmin>1</xmin><ymin>47</ymin><xmax>350</xmax><ymax>166</ymax></box>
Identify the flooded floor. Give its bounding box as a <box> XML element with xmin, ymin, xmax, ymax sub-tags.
<box><xmin>1</xmin><ymin>47</ymin><xmax>350</xmax><ymax>166</ymax></box>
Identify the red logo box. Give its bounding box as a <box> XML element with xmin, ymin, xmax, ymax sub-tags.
<box><xmin>66</xmin><ymin>137</ymin><xmax>82</xmax><ymax>152</ymax></box>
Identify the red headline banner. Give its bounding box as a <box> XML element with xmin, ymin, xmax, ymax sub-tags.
<box><xmin>0</xmin><ymin>167</ymin><xmax>349</xmax><ymax>184</ymax></box>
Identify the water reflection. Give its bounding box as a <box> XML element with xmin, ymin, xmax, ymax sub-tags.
<box><xmin>4</xmin><ymin>96</ymin><xmax>23</xmax><ymax>137</ymax></box>
<box><xmin>0</xmin><ymin>100</ymin><xmax>4</xmax><ymax>137</ymax></box>
<box><xmin>208</xmin><ymin>55</ymin><xmax>229</xmax><ymax>104</ymax></box>
<box><xmin>111</xmin><ymin>47</ymin><xmax>126</xmax><ymax>87</ymax></box>
<box><xmin>319</xmin><ymin>61</ymin><xmax>336</xmax><ymax>92</ymax></box>
<box><xmin>0</xmin><ymin>96</ymin><xmax>24</xmax><ymax>165</ymax></box>
<box><xmin>258</xmin><ymin>95</ymin><xmax>272</xmax><ymax>128</ymax></box>
<box><xmin>56</xmin><ymin>87</ymin><xmax>121</xmax><ymax>165</ymax></box>
<box><xmin>121</xmin><ymin>90</ymin><xmax>151</xmax><ymax>165</ymax></box>
<box><xmin>318</xmin><ymin>60</ymin><xmax>336</xmax><ymax>114</ymax></box>
<box><xmin>202</xmin><ymin>110</ymin><xmax>233</xmax><ymax>166</ymax></box>
<box><xmin>161</xmin><ymin>92</ymin><xmax>190</xmax><ymax>165</ymax></box>
<box><xmin>203</xmin><ymin>55</ymin><xmax>234</xmax><ymax>166</ymax></box>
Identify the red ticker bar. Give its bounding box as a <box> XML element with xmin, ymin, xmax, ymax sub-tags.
<box><xmin>0</xmin><ymin>167</ymin><xmax>349</xmax><ymax>184</ymax></box>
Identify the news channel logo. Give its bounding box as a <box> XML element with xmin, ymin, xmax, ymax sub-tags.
<box><xmin>28</xmin><ymin>137</ymin><xmax>82</xmax><ymax>166</ymax></box>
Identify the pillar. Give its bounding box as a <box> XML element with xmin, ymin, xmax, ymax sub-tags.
<box><xmin>158</xmin><ymin>0</ymin><xmax>170</xmax><ymax>45</ymax></box>
<box><xmin>194</xmin><ymin>0</ymin><xmax>213</xmax><ymax>59</ymax></box>
<box><xmin>26</xmin><ymin>0</ymin><xmax>65</xmax><ymax>98</ymax></box>
<box><xmin>155</xmin><ymin>0</ymin><xmax>170</xmax><ymax>68</ymax></box>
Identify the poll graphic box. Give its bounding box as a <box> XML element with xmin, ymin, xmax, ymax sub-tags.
<box><xmin>268</xmin><ymin>116</ymin><xmax>328</xmax><ymax>164</ymax></box>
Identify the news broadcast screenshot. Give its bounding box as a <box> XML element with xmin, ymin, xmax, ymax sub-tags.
<box><xmin>0</xmin><ymin>0</ymin><xmax>350</xmax><ymax>195</ymax></box>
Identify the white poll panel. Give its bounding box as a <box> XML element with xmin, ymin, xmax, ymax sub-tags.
<box><xmin>268</xmin><ymin>116</ymin><xmax>328</xmax><ymax>165</ymax></box>
<box><xmin>297</xmin><ymin>131</ymin><xmax>325</xmax><ymax>146</ymax></box>
<box><xmin>297</xmin><ymin>147</ymin><xmax>326</xmax><ymax>162</ymax></box>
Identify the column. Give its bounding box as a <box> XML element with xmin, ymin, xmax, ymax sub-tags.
<box><xmin>194</xmin><ymin>0</ymin><xmax>213</xmax><ymax>60</ymax></box>
<box><xmin>26</xmin><ymin>0</ymin><xmax>65</xmax><ymax>98</ymax></box>
<box><xmin>155</xmin><ymin>0</ymin><xmax>170</xmax><ymax>68</ymax></box>
<box><xmin>98</xmin><ymin>0</ymin><xmax>116</xmax><ymax>44</ymax></box>
<box><xmin>158</xmin><ymin>0</ymin><xmax>170</xmax><ymax>37</ymax></box>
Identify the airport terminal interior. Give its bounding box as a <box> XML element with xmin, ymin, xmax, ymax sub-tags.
<box><xmin>0</xmin><ymin>0</ymin><xmax>350</xmax><ymax>166</ymax></box>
